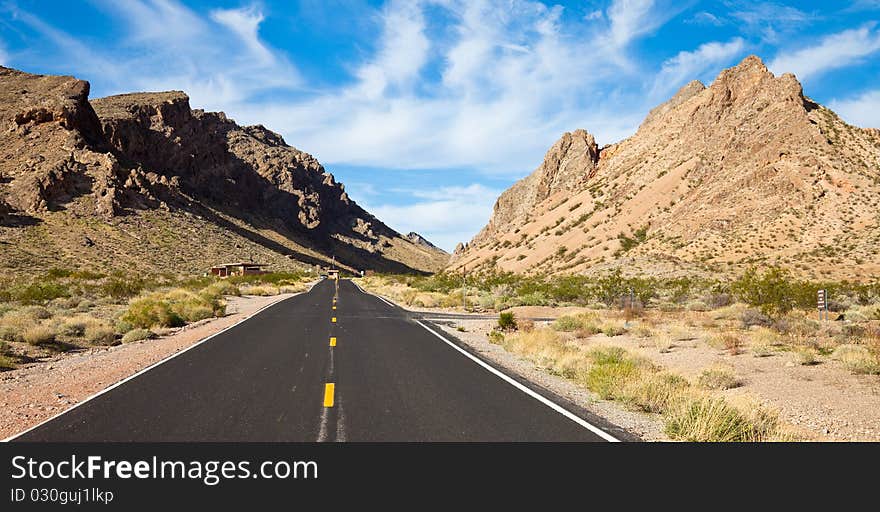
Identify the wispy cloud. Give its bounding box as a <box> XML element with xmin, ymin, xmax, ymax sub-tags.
<box><xmin>728</xmin><ymin>1</ymin><xmax>815</xmax><ymax>42</ymax></box>
<box><xmin>829</xmin><ymin>89</ymin><xmax>880</xmax><ymax>128</ymax></box>
<box><xmin>651</xmin><ymin>37</ymin><xmax>746</xmax><ymax>97</ymax></box>
<box><xmin>769</xmin><ymin>24</ymin><xmax>880</xmax><ymax>81</ymax></box>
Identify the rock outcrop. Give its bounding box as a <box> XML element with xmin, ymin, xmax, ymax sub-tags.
<box><xmin>0</xmin><ymin>66</ymin><xmax>446</xmax><ymax>274</ymax></box>
<box><xmin>451</xmin><ymin>56</ymin><xmax>880</xmax><ymax>280</ymax></box>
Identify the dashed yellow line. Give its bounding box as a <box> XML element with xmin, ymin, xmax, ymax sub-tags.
<box><xmin>331</xmin><ymin>317</ymin><xmax>337</xmax><ymax>323</ymax></box>
<box><xmin>329</xmin><ymin>337</ymin><xmax>337</xmax><ymax>347</ymax></box>
<box><xmin>332</xmin><ymin>305</ymin><xmax>337</xmax><ymax>310</ymax></box>
<box><xmin>323</xmin><ymin>383</ymin><xmax>335</xmax><ymax>407</ymax></box>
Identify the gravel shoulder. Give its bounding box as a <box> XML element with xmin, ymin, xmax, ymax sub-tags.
<box><xmin>0</xmin><ymin>293</ymin><xmax>295</xmax><ymax>440</ymax></box>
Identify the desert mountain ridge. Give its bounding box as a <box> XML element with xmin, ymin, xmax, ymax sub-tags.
<box><xmin>0</xmin><ymin>66</ymin><xmax>447</xmax><ymax>276</ymax></box>
<box><xmin>449</xmin><ymin>56</ymin><xmax>880</xmax><ymax>281</ymax></box>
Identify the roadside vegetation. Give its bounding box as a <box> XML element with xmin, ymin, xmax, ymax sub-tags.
<box><xmin>0</xmin><ymin>269</ymin><xmax>311</xmax><ymax>370</ymax></box>
<box><xmin>358</xmin><ymin>268</ymin><xmax>880</xmax><ymax>377</ymax></box>
<box><xmin>358</xmin><ymin>267</ymin><xmax>880</xmax><ymax>440</ymax></box>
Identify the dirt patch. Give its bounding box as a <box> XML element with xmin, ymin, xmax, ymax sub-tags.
<box><xmin>0</xmin><ymin>293</ymin><xmax>294</xmax><ymax>440</ymax></box>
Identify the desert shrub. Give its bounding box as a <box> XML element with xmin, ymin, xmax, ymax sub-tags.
<box><xmin>11</xmin><ymin>282</ymin><xmax>70</xmax><ymax>304</ymax></box>
<box><xmin>101</xmin><ymin>277</ymin><xmax>144</xmax><ymax>300</ymax></box>
<box><xmin>731</xmin><ymin>267</ymin><xmax>819</xmax><ymax>317</ymax></box>
<box><xmin>84</xmin><ymin>322</ymin><xmax>117</xmax><ymax>345</ymax></box>
<box><xmin>498</xmin><ymin>312</ymin><xmax>517</xmax><ymax>331</ymax></box>
<box><xmin>21</xmin><ymin>306</ymin><xmax>52</xmax><ymax>320</ymax></box>
<box><xmin>487</xmin><ymin>331</ymin><xmax>505</xmax><ymax>344</ymax></box>
<box><xmin>22</xmin><ymin>324</ymin><xmax>57</xmax><ymax>346</ymax></box>
<box><xmin>707</xmin><ymin>332</ymin><xmax>743</xmax><ymax>355</ymax></box>
<box><xmin>793</xmin><ymin>347</ymin><xmax>819</xmax><ymax>366</ymax></box>
<box><xmin>740</xmin><ymin>308</ymin><xmax>773</xmax><ymax>328</ymax></box>
<box><xmin>585</xmin><ymin>347</ymin><xmax>641</xmax><ymax>399</ymax></box>
<box><xmin>665</xmin><ymin>395</ymin><xmax>777</xmax><ymax>442</ymax></box>
<box><xmin>833</xmin><ymin>345</ymin><xmax>880</xmax><ymax>375</ymax></box>
<box><xmin>698</xmin><ymin>367</ymin><xmax>741</xmax><ymax>390</ymax></box>
<box><xmin>401</xmin><ymin>289</ymin><xmax>418</xmax><ymax>305</ymax></box>
<box><xmin>621</xmin><ymin>372</ymin><xmax>689</xmax><ymax>413</ymax></box>
<box><xmin>601</xmin><ymin>322</ymin><xmax>627</xmax><ymax>337</ymax></box>
<box><xmin>631</xmin><ymin>325</ymin><xmax>655</xmax><ymax>338</ymax></box>
<box><xmin>0</xmin><ymin>341</ymin><xmax>15</xmax><ymax>370</ymax></box>
<box><xmin>59</xmin><ymin>317</ymin><xmax>88</xmax><ymax>337</ymax></box>
<box><xmin>240</xmin><ymin>285</ymin><xmax>280</xmax><ymax>296</ymax></box>
<box><xmin>121</xmin><ymin>328</ymin><xmax>154</xmax><ymax>344</ymax></box>
<box><xmin>553</xmin><ymin>315</ymin><xmax>585</xmax><ymax>332</ymax></box>
<box><xmin>518</xmin><ymin>319</ymin><xmax>535</xmax><ymax>333</ymax></box>
<box><xmin>750</xmin><ymin>328</ymin><xmax>781</xmax><ymax>357</ymax></box>
<box><xmin>705</xmin><ymin>292</ymin><xmax>733</xmax><ymax>309</ymax></box>
<box><xmin>122</xmin><ymin>298</ymin><xmax>184</xmax><ymax>329</ymax></box>
<box><xmin>203</xmin><ymin>280</ymin><xmax>241</xmax><ymax>297</ymax></box>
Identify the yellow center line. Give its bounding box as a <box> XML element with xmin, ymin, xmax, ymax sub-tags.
<box><xmin>331</xmin><ymin>317</ymin><xmax>337</xmax><ymax>323</ymax></box>
<box><xmin>329</xmin><ymin>337</ymin><xmax>337</xmax><ymax>347</ymax></box>
<box><xmin>332</xmin><ymin>305</ymin><xmax>337</xmax><ymax>310</ymax></box>
<box><xmin>323</xmin><ymin>383</ymin><xmax>335</xmax><ymax>407</ymax></box>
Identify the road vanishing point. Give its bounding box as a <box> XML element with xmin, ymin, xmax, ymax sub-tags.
<box><xmin>11</xmin><ymin>280</ymin><xmax>630</xmax><ymax>442</ymax></box>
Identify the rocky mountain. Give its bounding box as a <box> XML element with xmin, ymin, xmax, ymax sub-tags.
<box><xmin>405</xmin><ymin>232</ymin><xmax>442</xmax><ymax>251</ymax></box>
<box><xmin>0</xmin><ymin>66</ymin><xmax>447</xmax><ymax>276</ymax></box>
<box><xmin>450</xmin><ymin>56</ymin><xmax>880</xmax><ymax>281</ymax></box>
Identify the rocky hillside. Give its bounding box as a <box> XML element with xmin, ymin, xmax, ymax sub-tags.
<box><xmin>450</xmin><ymin>56</ymin><xmax>880</xmax><ymax>281</ymax></box>
<box><xmin>0</xmin><ymin>66</ymin><xmax>447</xmax><ymax>276</ymax></box>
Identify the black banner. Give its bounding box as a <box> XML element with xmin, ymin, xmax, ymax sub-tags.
<box><xmin>2</xmin><ymin>443</ymin><xmax>875</xmax><ymax>508</ymax></box>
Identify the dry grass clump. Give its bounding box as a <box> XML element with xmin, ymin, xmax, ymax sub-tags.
<box><xmin>0</xmin><ymin>341</ymin><xmax>17</xmax><ymax>370</ymax></box>
<box><xmin>122</xmin><ymin>287</ymin><xmax>225</xmax><ymax>329</ymax></box>
<box><xmin>240</xmin><ymin>285</ymin><xmax>280</xmax><ymax>296</ymax></box>
<box><xmin>697</xmin><ymin>366</ymin><xmax>741</xmax><ymax>390</ymax></box>
<box><xmin>833</xmin><ymin>344</ymin><xmax>880</xmax><ymax>375</ymax></box>
<box><xmin>552</xmin><ymin>313</ymin><xmax>598</xmax><ymax>333</ymax></box>
<box><xmin>707</xmin><ymin>332</ymin><xmax>743</xmax><ymax>355</ymax></box>
<box><xmin>600</xmin><ymin>321</ymin><xmax>628</xmax><ymax>337</ymax></box>
<box><xmin>664</xmin><ymin>395</ymin><xmax>780</xmax><ymax>442</ymax></box>
<box><xmin>498</xmin><ymin>327</ymin><xmax>788</xmax><ymax>441</ymax></box>
<box><xmin>22</xmin><ymin>324</ymin><xmax>57</xmax><ymax>346</ymax></box>
<box><xmin>792</xmin><ymin>346</ymin><xmax>820</xmax><ymax>366</ymax></box>
<box><xmin>84</xmin><ymin>321</ymin><xmax>116</xmax><ymax>345</ymax></box>
<box><xmin>749</xmin><ymin>328</ymin><xmax>782</xmax><ymax>357</ymax></box>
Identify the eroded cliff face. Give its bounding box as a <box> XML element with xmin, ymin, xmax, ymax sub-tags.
<box><xmin>451</xmin><ymin>56</ymin><xmax>880</xmax><ymax>280</ymax></box>
<box><xmin>0</xmin><ymin>67</ymin><xmax>447</xmax><ymax>274</ymax></box>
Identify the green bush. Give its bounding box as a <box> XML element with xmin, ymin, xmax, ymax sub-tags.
<box><xmin>101</xmin><ymin>277</ymin><xmax>144</xmax><ymax>300</ymax></box>
<box><xmin>122</xmin><ymin>298</ymin><xmax>185</xmax><ymax>329</ymax></box>
<box><xmin>498</xmin><ymin>312</ymin><xmax>517</xmax><ymax>331</ymax></box>
<box><xmin>121</xmin><ymin>328</ymin><xmax>154</xmax><ymax>344</ymax></box>
<box><xmin>12</xmin><ymin>282</ymin><xmax>70</xmax><ymax>304</ymax></box>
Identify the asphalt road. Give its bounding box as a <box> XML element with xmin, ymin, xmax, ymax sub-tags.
<box><xmin>13</xmin><ymin>279</ymin><xmax>627</xmax><ymax>442</ymax></box>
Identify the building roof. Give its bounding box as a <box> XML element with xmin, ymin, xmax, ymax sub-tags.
<box><xmin>212</xmin><ymin>262</ymin><xmax>267</xmax><ymax>268</ymax></box>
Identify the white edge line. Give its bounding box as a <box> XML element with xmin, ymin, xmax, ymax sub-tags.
<box><xmin>414</xmin><ymin>320</ymin><xmax>620</xmax><ymax>443</ymax></box>
<box><xmin>3</xmin><ymin>287</ymin><xmax>313</xmax><ymax>443</ymax></box>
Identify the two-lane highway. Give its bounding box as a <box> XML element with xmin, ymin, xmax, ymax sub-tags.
<box><xmin>12</xmin><ymin>279</ymin><xmax>625</xmax><ymax>442</ymax></box>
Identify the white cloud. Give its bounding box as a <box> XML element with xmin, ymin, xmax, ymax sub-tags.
<box><xmin>363</xmin><ymin>184</ymin><xmax>502</xmax><ymax>251</ymax></box>
<box><xmin>769</xmin><ymin>25</ymin><xmax>880</xmax><ymax>82</ymax></box>
<box><xmin>651</xmin><ymin>38</ymin><xmax>745</xmax><ymax>96</ymax></box>
<box><xmin>829</xmin><ymin>89</ymin><xmax>880</xmax><ymax>128</ymax></box>
<box><xmin>729</xmin><ymin>1</ymin><xmax>813</xmax><ymax>42</ymax></box>
<box><xmin>606</xmin><ymin>0</ymin><xmax>657</xmax><ymax>50</ymax></box>
<box><xmin>210</xmin><ymin>6</ymin><xmax>276</xmax><ymax>66</ymax></box>
<box><xmin>688</xmin><ymin>11</ymin><xmax>724</xmax><ymax>26</ymax></box>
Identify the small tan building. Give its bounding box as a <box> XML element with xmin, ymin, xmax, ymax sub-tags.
<box><xmin>210</xmin><ymin>262</ymin><xmax>267</xmax><ymax>278</ymax></box>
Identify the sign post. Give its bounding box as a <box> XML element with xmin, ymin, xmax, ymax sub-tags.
<box><xmin>817</xmin><ymin>289</ymin><xmax>828</xmax><ymax>321</ymax></box>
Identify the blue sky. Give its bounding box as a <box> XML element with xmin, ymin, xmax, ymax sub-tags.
<box><xmin>1</xmin><ymin>1</ymin><xmax>879</xmax><ymax>251</ymax></box>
